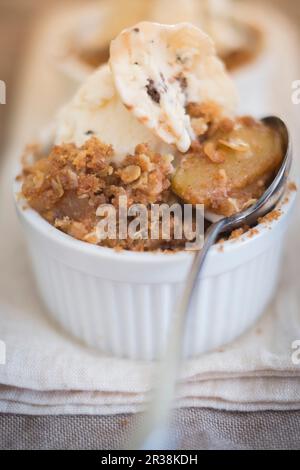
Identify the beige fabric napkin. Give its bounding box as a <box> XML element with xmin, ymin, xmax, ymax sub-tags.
<box><xmin>0</xmin><ymin>1</ymin><xmax>300</xmax><ymax>416</ymax></box>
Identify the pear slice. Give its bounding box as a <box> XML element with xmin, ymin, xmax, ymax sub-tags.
<box><xmin>171</xmin><ymin>120</ymin><xmax>283</xmax><ymax>216</ymax></box>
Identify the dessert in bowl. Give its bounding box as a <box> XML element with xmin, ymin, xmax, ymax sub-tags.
<box><xmin>15</xmin><ymin>22</ymin><xmax>296</xmax><ymax>360</ymax></box>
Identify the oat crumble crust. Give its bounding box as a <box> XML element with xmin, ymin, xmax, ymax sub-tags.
<box><xmin>21</xmin><ymin>138</ymin><xmax>188</xmax><ymax>251</ymax></box>
<box><xmin>258</xmin><ymin>209</ymin><xmax>282</xmax><ymax>225</ymax></box>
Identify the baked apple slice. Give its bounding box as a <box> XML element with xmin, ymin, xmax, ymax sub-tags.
<box><xmin>171</xmin><ymin>118</ymin><xmax>284</xmax><ymax>216</ymax></box>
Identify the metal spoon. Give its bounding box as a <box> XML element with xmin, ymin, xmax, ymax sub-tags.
<box><xmin>128</xmin><ymin>116</ymin><xmax>292</xmax><ymax>450</ymax></box>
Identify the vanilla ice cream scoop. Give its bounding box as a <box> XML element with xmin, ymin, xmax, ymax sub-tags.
<box><xmin>110</xmin><ymin>22</ymin><xmax>238</xmax><ymax>153</ymax></box>
<box><xmin>55</xmin><ymin>64</ymin><xmax>173</xmax><ymax>163</ymax></box>
<box><xmin>57</xmin><ymin>22</ymin><xmax>238</xmax><ymax>161</ymax></box>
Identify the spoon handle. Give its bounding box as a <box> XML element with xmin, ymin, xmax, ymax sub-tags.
<box><xmin>130</xmin><ymin>218</ymin><xmax>226</xmax><ymax>450</ymax></box>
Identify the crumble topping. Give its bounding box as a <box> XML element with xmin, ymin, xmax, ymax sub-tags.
<box><xmin>258</xmin><ymin>209</ymin><xmax>282</xmax><ymax>225</ymax></box>
<box><xmin>21</xmin><ymin>138</ymin><xmax>193</xmax><ymax>252</ymax></box>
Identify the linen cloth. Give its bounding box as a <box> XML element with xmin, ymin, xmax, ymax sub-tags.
<box><xmin>0</xmin><ymin>1</ymin><xmax>300</xmax><ymax>418</ymax></box>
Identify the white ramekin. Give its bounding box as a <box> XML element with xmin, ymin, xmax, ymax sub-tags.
<box><xmin>14</xmin><ymin>176</ymin><xmax>296</xmax><ymax>360</ymax></box>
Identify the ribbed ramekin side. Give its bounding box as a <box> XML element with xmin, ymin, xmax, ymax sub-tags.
<box><xmin>183</xmin><ymin>236</ymin><xmax>284</xmax><ymax>357</ymax></box>
<box><xmin>27</xmin><ymin>232</ymin><xmax>284</xmax><ymax>360</ymax></box>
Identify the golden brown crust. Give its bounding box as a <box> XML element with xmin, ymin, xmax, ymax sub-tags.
<box><xmin>21</xmin><ymin>137</ymin><xmax>192</xmax><ymax>251</ymax></box>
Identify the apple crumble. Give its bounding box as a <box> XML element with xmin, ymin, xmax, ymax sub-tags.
<box><xmin>20</xmin><ymin>113</ymin><xmax>284</xmax><ymax>251</ymax></box>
